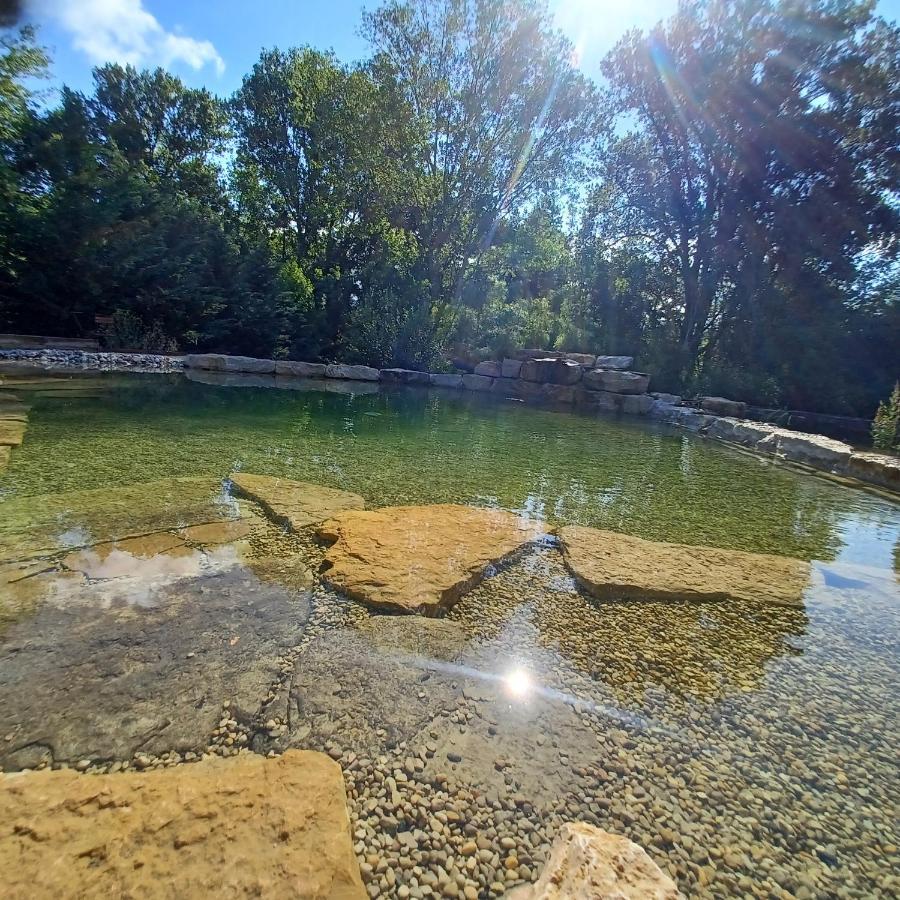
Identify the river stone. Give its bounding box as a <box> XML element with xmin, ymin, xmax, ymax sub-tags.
<box><xmin>275</xmin><ymin>359</ymin><xmax>327</xmax><ymax>378</ymax></box>
<box><xmin>474</xmin><ymin>360</ymin><xmax>503</xmax><ymax>377</ymax></box>
<box><xmin>594</xmin><ymin>355</ymin><xmax>635</xmax><ymax>371</ymax></box>
<box><xmin>229</xmin><ymin>472</ymin><xmax>364</xmax><ymax>531</ymax></box>
<box><xmin>520</xmin><ymin>358</ymin><xmax>583</xmax><ymax>385</ymax></box>
<box><xmin>317</xmin><ymin>504</ymin><xmax>541</xmax><ymax>614</ymax></box>
<box><xmin>0</xmin><ymin>566</ymin><xmax>310</xmax><ymax>768</ymax></box>
<box><xmin>0</xmin><ymin>750</ymin><xmax>365</xmax><ymax>900</ymax></box>
<box><xmin>700</xmin><ymin>395</ymin><xmax>747</xmax><ymax>417</ymax></box>
<box><xmin>380</xmin><ymin>368</ymin><xmax>431</xmax><ymax>385</ymax></box>
<box><xmin>430</xmin><ymin>373</ymin><xmax>464</xmax><ymax>389</ymax></box>
<box><xmin>582</xmin><ymin>369</ymin><xmax>650</xmax><ymax>395</ymax></box>
<box><xmin>505</xmin><ymin>822</ymin><xmax>682</xmax><ymax>899</ymax></box>
<box><xmin>558</xmin><ymin>526</ymin><xmax>810</xmax><ymax>606</ymax></box>
<box><xmin>324</xmin><ymin>363</ymin><xmax>380</xmax><ymax>381</ymax></box>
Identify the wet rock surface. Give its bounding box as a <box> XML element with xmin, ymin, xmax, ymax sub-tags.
<box><xmin>505</xmin><ymin>822</ymin><xmax>683</xmax><ymax>899</ymax></box>
<box><xmin>317</xmin><ymin>504</ymin><xmax>542</xmax><ymax>614</ymax></box>
<box><xmin>230</xmin><ymin>471</ymin><xmax>365</xmax><ymax>530</ymax></box>
<box><xmin>0</xmin><ymin>750</ymin><xmax>365</xmax><ymax>900</ymax></box>
<box><xmin>0</xmin><ymin>566</ymin><xmax>310</xmax><ymax>768</ymax></box>
<box><xmin>558</xmin><ymin>525</ymin><xmax>811</xmax><ymax>606</ymax></box>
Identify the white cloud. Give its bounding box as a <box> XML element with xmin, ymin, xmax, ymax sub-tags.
<box><xmin>34</xmin><ymin>0</ymin><xmax>225</xmax><ymax>75</ymax></box>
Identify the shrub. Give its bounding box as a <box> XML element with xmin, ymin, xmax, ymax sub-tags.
<box><xmin>872</xmin><ymin>382</ymin><xmax>900</xmax><ymax>452</ymax></box>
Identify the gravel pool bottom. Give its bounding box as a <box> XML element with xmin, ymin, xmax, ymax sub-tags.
<box><xmin>1</xmin><ymin>370</ymin><xmax>898</xmax><ymax>898</ymax></box>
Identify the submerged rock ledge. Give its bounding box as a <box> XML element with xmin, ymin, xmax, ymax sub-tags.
<box><xmin>558</xmin><ymin>525</ymin><xmax>811</xmax><ymax>607</ymax></box>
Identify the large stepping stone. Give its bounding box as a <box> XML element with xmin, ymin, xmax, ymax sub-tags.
<box><xmin>229</xmin><ymin>472</ymin><xmax>364</xmax><ymax>530</ymax></box>
<box><xmin>558</xmin><ymin>525</ymin><xmax>810</xmax><ymax>606</ymax></box>
<box><xmin>317</xmin><ymin>504</ymin><xmax>541</xmax><ymax>614</ymax></box>
<box><xmin>0</xmin><ymin>750</ymin><xmax>365</xmax><ymax>900</ymax></box>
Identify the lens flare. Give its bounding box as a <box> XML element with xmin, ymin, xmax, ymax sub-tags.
<box><xmin>504</xmin><ymin>667</ymin><xmax>532</xmax><ymax>697</ymax></box>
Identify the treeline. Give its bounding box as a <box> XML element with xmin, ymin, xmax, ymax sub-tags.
<box><xmin>1</xmin><ymin>0</ymin><xmax>898</xmax><ymax>416</ymax></box>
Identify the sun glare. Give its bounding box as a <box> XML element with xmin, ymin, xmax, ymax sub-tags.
<box><xmin>504</xmin><ymin>667</ymin><xmax>533</xmax><ymax>698</ymax></box>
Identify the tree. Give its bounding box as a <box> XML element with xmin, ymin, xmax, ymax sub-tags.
<box><xmin>363</xmin><ymin>0</ymin><xmax>597</xmax><ymax>310</ymax></box>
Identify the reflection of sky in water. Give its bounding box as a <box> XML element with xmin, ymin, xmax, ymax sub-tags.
<box><xmin>42</xmin><ymin>545</ymin><xmax>245</xmax><ymax>609</ymax></box>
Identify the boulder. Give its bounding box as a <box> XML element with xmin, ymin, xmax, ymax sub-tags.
<box><xmin>728</xmin><ymin>420</ymin><xmax>780</xmax><ymax>446</ymax></box>
<box><xmin>576</xmin><ymin>389</ymin><xmax>620</xmax><ymax>413</ymax></box>
<box><xmin>705</xmin><ymin>416</ymin><xmax>740</xmax><ymax>441</ymax></box>
<box><xmin>429</xmin><ymin>373</ymin><xmax>464</xmax><ymax>389</ymax></box>
<box><xmin>324</xmin><ymin>363</ymin><xmax>380</xmax><ymax>382</ymax></box>
<box><xmin>847</xmin><ymin>451</ymin><xmax>900</xmax><ymax>493</ymax></box>
<box><xmin>490</xmin><ymin>377</ymin><xmax>527</xmax><ymax>399</ymax></box>
<box><xmin>501</xmin><ymin>358</ymin><xmax>523</xmax><ymax>378</ymax></box>
<box><xmin>0</xmin><ymin>751</ymin><xmax>365</xmax><ymax>900</ymax></box>
<box><xmin>558</xmin><ymin>525</ymin><xmax>810</xmax><ymax>607</ymax></box>
<box><xmin>229</xmin><ymin>473</ymin><xmax>364</xmax><ymax>530</ymax></box>
<box><xmin>650</xmin><ymin>391</ymin><xmax>681</xmax><ymax>405</ymax></box>
<box><xmin>462</xmin><ymin>373</ymin><xmax>494</xmax><ymax>392</ymax></box>
<box><xmin>700</xmin><ymin>396</ymin><xmax>748</xmax><ymax>417</ymax></box>
<box><xmin>582</xmin><ymin>369</ymin><xmax>650</xmax><ymax>395</ymax></box>
<box><xmin>773</xmin><ymin>431</ymin><xmax>852</xmax><ymax>471</ymax></box>
<box><xmin>505</xmin><ymin>823</ymin><xmax>682</xmax><ymax>900</ymax></box>
<box><xmin>380</xmin><ymin>368</ymin><xmax>431</xmax><ymax>385</ymax></box>
<box><xmin>593</xmin><ymin>355</ymin><xmax>634</xmax><ymax>371</ymax></box>
<box><xmin>511</xmin><ymin>348</ymin><xmax>561</xmax><ymax>361</ymax></box>
<box><xmin>649</xmin><ymin>403</ymin><xmax>715</xmax><ymax>432</ymax></box>
<box><xmin>275</xmin><ymin>359</ymin><xmax>327</xmax><ymax>378</ymax></box>
<box><xmin>565</xmin><ymin>352</ymin><xmax>597</xmax><ymax>367</ymax></box>
<box><xmin>474</xmin><ymin>360</ymin><xmax>503</xmax><ymax>377</ymax></box>
<box><xmin>619</xmin><ymin>393</ymin><xmax>654</xmax><ymax>415</ymax></box>
<box><xmin>316</xmin><ymin>504</ymin><xmax>541</xmax><ymax>614</ymax></box>
<box><xmin>520</xmin><ymin>358</ymin><xmax>583</xmax><ymax>385</ymax></box>
<box><xmin>183</xmin><ymin>354</ymin><xmax>275</xmax><ymax>374</ymax></box>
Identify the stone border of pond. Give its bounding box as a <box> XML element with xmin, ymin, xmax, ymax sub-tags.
<box><xmin>1</xmin><ymin>348</ymin><xmax>898</xmax><ymax>498</ymax></box>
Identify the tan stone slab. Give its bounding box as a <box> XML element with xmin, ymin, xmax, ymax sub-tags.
<box><xmin>507</xmin><ymin>822</ymin><xmax>682</xmax><ymax>899</ymax></box>
<box><xmin>230</xmin><ymin>472</ymin><xmax>365</xmax><ymax>530</ymax></box>
<box><xmin>0</xmin><ymin>750</ymin><xmax>366</xmax><ymax>900</ymax></box>
<box><xmin>0</xmin><ymin>417</ymin><xmax>26</xmax><ymax>446</ymax></box>
<box><xmin>0</xmin><ymin>445</ymin><xmax>9</xmax><ymax>473</ymax></box>
<box><xmin>317</xmin><ymin>504</ymin><xmax>542</xmax><ymax>614</ymax></box>
<box><xmin>558</xmin><ymin>525</ymin><xmax>810</xmax><ymax>607</ymax></box>
<box><xmin>180</xmin><ymin>519</ymin><xmax>255</xmax><ymax>545</ymax></box>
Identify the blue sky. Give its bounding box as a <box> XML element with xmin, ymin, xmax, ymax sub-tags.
<box><xmin>19</xmin><ymin>0</ymin><xmax>900</xmax><ymax>98</ymax></box>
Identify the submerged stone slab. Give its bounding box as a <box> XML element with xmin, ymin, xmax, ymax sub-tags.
<box><xmin>0</xmin><ymin>750</ymin><xmax>365</xmax><ymax>900</ymax></box>
<box><xmin>317</xmin><ymin>504</ymin><xmax>541</xmax><ymax>614</ymax></box>
<box><xmin>558</xmin><ymin>526</ymin><xmax>810</xmax><ymax>607</ymax></box>
<box><xmin>230</xmin><ymin>473</ymin><xmax>364</xmax><ymax>531</ymax></box>
<box><xmin>0</xmin><ymin>566</ymin><xmax>310</xmax><ymax>768</ymax></box>
<box><xmin>324</xmin><ymin>363</ymin><xmax>380</xmax><ymax>381</ymax></box>
<box><xmin>0</xmin><ymin>445</ymin><xmax>9</xmax><ymax>473</ymax></box>
<box><xmin>275</xmin><ymin>359</ymin><xmax>327</xmax><ymax>378</ymax></box>
<box><xmin>0</xmin><ymin>417</ymin><xmax>26</xmax><ymax>446</ymax></box>
<box><xmin>507</xmin><ymin>823</ymin><xmax>682</xmax><ymax>900</ymax></box>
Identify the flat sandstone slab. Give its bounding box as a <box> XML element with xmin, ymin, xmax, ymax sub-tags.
<box><xmin>317</xmin><ymin>504</ymin><xmax>541</xmax><ymax>614</ymax></box>
<box><xmin>559</xmin><ymin>525</ymin><xmax>810</xmax><ymax>606</ymax></box>
<box><xmin>230</xmin><ymin>472</ymin><xmax>365</xmax><ymax>530</ymax></box>
<box><xmin>0</xmin><ymin>750</ymin><xmax>365</xmax><ymax>900</ymax></box>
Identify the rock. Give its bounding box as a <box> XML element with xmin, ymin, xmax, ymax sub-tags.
<box><xmin>0</xmin><ymin>418</ymin><xmax>26</xmax><ymax>447</ymax></box>
<box><xmin>582</xmin><ymin>370</ymin><xmax>650</xmax><ymax>395</ymax></box>
<box><xmin>230</xmin><ymin>472</ymin><xmax>364</xmax><ymax>530</ymax></box>
<box><xmin>501</xmin><ymin>358</ymin><xmax>523</xmax><ymax>378</ymax></box>
<box><xmin>0</xmin><ymin>445</ymin><xmax>9</xmax><ymax>473</ymax></box>
<box><xmin>519</xmin><ymin>359</ymin><xmax>583</xmax><ymax>386</ymax></box>
<box><xmin>462</xmin><ymin>374</ymin><xmax>494</xmax><ymax>392</ymax></box>
<box><xmin>558</xmin><ymin>525</ymin><xmax>811</xmax><ymax>606</ymax></box>
<box><xmin>381</xmin><ymin>368</ymin><xmax>431</xmax><ymax>385</ymax></box>
<box><xmin>0</xmin><ymin>567</ymin><xmax>310</xmax><ymax>768</ymax></box>
<box><xmin>275</xmin><ymin>359</ymin><xmax>327</xmax><ymax>378</ymax></box>
<box><xmin>563</xmin><ymin>353</ymin><xmax>597</xmax><ymax>367</ymax></box>
<box><xmin>650</xmin><ymin>391</ymin><xmax>681</xmax><ymax>404</ymax></box>
<box><xmin>576</xmin><ymin>391</ymin><xmax>652</xmax><ymax>415</ymax></box>
<box><xmin>593</xmin><ymin>356</ymin><xmax>634</xmax><ymax>370</ymax></box>
<box><xmin>430</xmin><ymin>373</ymin><xmax>464</xmax><ymax>389</ymax></box>
<box><xmin>648</xmin><ymin>403</ymin><xmax>715</xmax><ymax>432</ymax></box>
<box><xmin>847</xmin><ymin>451</ymin><xmax>900</xmax><ymax>492</ymax></box>
<box><xmin>504</xmin><ymin>822</ymin><xmax>682</xmax><ymax>899</ymax></box>
<box><xmin>619</xmin><ymin>394</ymin><xmax>654</xmax><ymax>415</ymax></box>
<box><xmin>700</xmin><ymin>396</ymin><xmax>747</xmax><ymax>417</ymax></box>
<box><xmin>183</xmin><ymin>353</ymin><xmax>276</xmax><ymax>374</ymax></box>
<box><xmin>490</xmin><ymin>377</ymin><xmax>528</xmax><ymax>399</ymax></box>
<box><xmin>771</xmin><ymin>431</ymin><xmax>852</xmax><ymax>471</ymax></box>
<box><xmin>474</xmin><ymin>361</ymin><xmax>503</xmax><ymax>377</ymax></box>
<box><xmin>325</xmin><ymin>364</ymin><xmax>381</xmax><ymax>382</ymax></box>
<box><xmin>0</xmin><ymin>751</ymin><xmax>365</xmax><ymax>899</ymax></box>
<box><xmin>317</xmin><ymin>504</ymin><xmax>541</xmax><ymax>614</ymax></box>
<box><xmin>355</xmin><ymin>616</ymin><xmax>470</xmax><ymax>662</ymax></box>
<box><xmin>704</xmin><ymin>416</ymin><xmax>740</xmax><ymax>441</ymax></box>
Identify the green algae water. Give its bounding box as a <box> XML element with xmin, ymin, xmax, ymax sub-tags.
<box><xmin>1</xmin><ymin>368</ymin><xmax>899</xmax><ymax>898</ymax></box>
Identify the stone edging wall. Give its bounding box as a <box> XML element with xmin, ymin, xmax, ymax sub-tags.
<box><xmin>2</xmin><ymin>348</ymin><xmax>897</xmax><ymax>498</ymax></box>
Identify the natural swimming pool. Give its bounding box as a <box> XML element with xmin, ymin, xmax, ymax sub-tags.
<box><xmin>1</xmin><ymin>368</ymin><xmax>898</xmax><ymax>897</ymax></box>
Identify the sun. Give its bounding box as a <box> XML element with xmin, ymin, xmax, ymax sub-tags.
<box><xmin>504</xmin><ymin>667</ymin><xmax>533</xmax><ymax>698</ymax></box>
